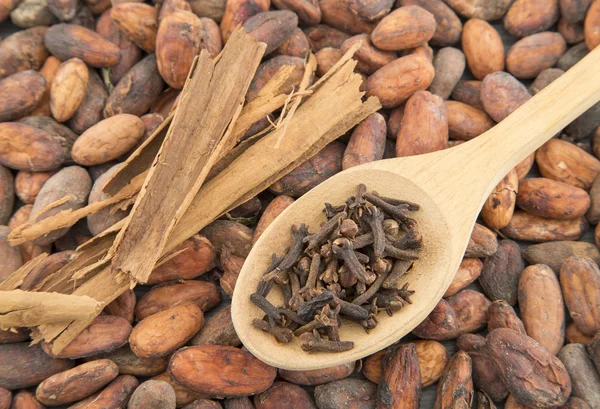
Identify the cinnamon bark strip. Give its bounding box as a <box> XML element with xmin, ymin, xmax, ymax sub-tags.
<box><xmin>109</xmin><ymin>28</ymin><xmax>266</xmax><ymax>284</ymax></box>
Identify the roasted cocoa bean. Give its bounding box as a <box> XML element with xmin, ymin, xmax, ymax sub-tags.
<box><xmin>560</xmin><ymin>256</ymin><xmax>600</xmax><ymax>337</ymax></box>
<box><xmin>128</xmin><ymin>380</ymin><xmax>176</xmax><ymax>409</ymax></box>
<box><xmin>518</xmin><ymin>264</ymin><xmax>566</xmax><ymax>355</ymax></box>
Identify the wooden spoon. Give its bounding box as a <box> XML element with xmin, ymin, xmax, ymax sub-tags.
<box><xmin>232</xmin><ymin>46</ymin><xmax>600</xmax><ymax>370</ymax></box>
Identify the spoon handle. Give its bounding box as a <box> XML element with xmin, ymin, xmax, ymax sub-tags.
<box><xmin>458</xmin><ymin>45</ymin><xmax>600</xmax><ymax>188</ymax></box>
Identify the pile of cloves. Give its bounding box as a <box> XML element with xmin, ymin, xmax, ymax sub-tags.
<box><xmin>250</xmin><ymin>184</ymin><xmax>421</xmax><ymax>353</ymax></box>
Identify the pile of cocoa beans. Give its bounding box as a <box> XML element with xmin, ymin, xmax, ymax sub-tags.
<box><xmin>1</xmin><ymin>0</ymin><xmax>600</xmax><ymax>407</ymax></box>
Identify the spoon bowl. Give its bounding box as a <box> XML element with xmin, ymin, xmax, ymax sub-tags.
<box><xmin>232</xmin><ymin>168</ymin><xmax>454</xmax><ymax>369</ymax></box>
<box><xmin>232</xmin><ymin>45</ymin><xmax>600</xmax><ymax>370</ymax></box>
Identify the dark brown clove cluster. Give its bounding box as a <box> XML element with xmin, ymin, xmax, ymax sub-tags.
<box><xmin>250</xmin><ymin>184</ymin><xmax>421</xmax><ymax>353</ymax></box>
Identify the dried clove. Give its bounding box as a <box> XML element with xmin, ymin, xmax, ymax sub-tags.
<box><xmin>250</xmin><ymin>185</ymin><xmax>420</xmax><ymax>353</ymax></box>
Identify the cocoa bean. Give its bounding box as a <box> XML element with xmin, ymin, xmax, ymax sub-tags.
<box><xmin>104</xmin><ymin>54</ymin><xmax>164</xmax><ymax>117</ymax></box>
<box><xmin>412</xmin><ymin>298</ymin><xmax>461</xmax><ymax>340</ymax></box>
<box><xmin>518</xmin><ymin>264</ymin><xmax>566</xmax><ymax>355</ymax></box>
<box><xmin>530</xmin><ymin>68</ymin><xmax>564</xmax><ymax>95</ymax></box>
<box><xmin>0</xmin><ymin>27</ymin><xmax>48</xmax><ymax>79</ymax></box>
<box><xmin>558</xmin><ymin>42</ymin><xmax>589</xmax><ymax>71</ymax></box>
<box><xmin>50</xmin><ymin>58</ymin><xmax>89</xmax><ymax>122</ymax></box>
<box><xmin>567</xmin><ymin>322</ymin><xmax>595</xmax><ymax>344</ymax></box>
<box><xmin>147</xmin><ymin>234</ymin><xmax>215</xmax><ymax>284</ymax></box>
<box><xmin>319</xmin><ymin>0</ymin><xmax>376</xmax><ymax>34</ymax></box>
<box><xmin>376</xmin><ymin>344</ymin><xmax>420</xmax><ymax>409</ymax></box>
<box><xmin>340</xmin><ymin>34</ymin><xmax>396</xmax><ymax>75</ymax></box>
<box><xmin>156</xmin><ymin>10</ymin><xmax>203</xmax><ymax>89</ymax></box>
<box><xmin>523</xmin><ymin>241</ymin><xmax>600</xmax><ymax>272</ymax></box>
<box><xmin>224</xmin><ymin>397</ymin><xmax>255</xmax><ymax>409</ymax></box>
<box><xmin>589</xmin><ymin>333</ymin><xmax>600</xmax><ymax>374</ymax></box>
<box><xmin>14</xmin><ymin>171</ymin><xmax>55</xmax><ymax>205</ymax></box>
<box><xmin>169</xmin><ymin>345</ymin><xmax>277</xmax><ymax>397</ymax></box>
<box><xmin>434</xmin><ymin>351</ymin><xmax>473</xmax><ymax>409</ymax></box>
<box><xmin>183</xmin><ymin>399</ymin><xmax>223</xmax><ymax>409</ymax></box>
<box><xmin>10</xmin><ymin>0</ymin><xmax>58</xmax><ymax>27</ymax></box>
<box><xmin>560</xmin><ymin>0</ymin><xmax>592</xmax><ymax>23</ymax></box>
<box><xmin>488</xmin><ymin>300</ymin><xmax>526</xmax><ymax>334</ymax></box>
<box><xmin>314</xmin><ymin>379</ymin><xmax>377</xmax><ymax>409</ymax></box>
<box><xmin>562</xmin><ymin>397</ymin><xmax>593</xmax><ymax>409</ymax></box>
<box><xmin>44</xmin><ymin>24</ymin><xmax>121</xmax><ymax>67</ymax></box>
<box><xmin>481</xmin><ymin>71</ymin><xmax>531</xmax><ymax>123</ymax></box>
<box><xmin>35</xmin><ymin>360</ymin><xmax>118</xmax><ymax>406</ymax></box>
<box><xmin>72</xmin><ymin>114</ymin><xmax>144</xmax><ymax>165</ymax></box>
<box><xmin>103</xmin><ymin>289</ymin><xmax>136</xmax><ymax>324</ymax></box>
<box><xmin>29</xmin><ymin>166</ymin><xmax>92</xmax><ymax>245</ymax></box>
<box><xmin>199</xmin><ymin>17</ymin><xmax>223</xmax><ymax>57</ymax></box>
<box><xmin>465</xmin><ymin>222</ymin><xmax>498</xmax><ymax>257</ymax></box>
<box><xmin>0</xmin><ymin>166</ymin><xmax>13</xmax><ymax>226</ymax></box>
<box><xmin>243</xmin><ymin>11</ymin><xmax>298</xmax><ymax>55</ymax></box>
<box><xmin>479</xmin><ymin>239</ymin><xmax>523</xmax><ymax>305</ymax></box>
<box><xmin>565</xmin><ymin>101</ymin><xmax>600</xmax><ymax>140</ymax></box>
<box><xmin>95</xmin><ymin>344</ymin><xmax>168</xmax><ymax>376</ymax></box>
<box><xmin>444</xmin><ymin>257</ymin><xmax>482</xmax><ymax>297</ymax></box>
<box><xmin>246</xmin><ymin>56</ymin><xmax>305</xmax><ymax>102</ymax></box>
<box><xmin>219</xmin><ymin>248</ymin><xmax>244</xmax><ymax>297</ymax></box>
<box><xmin>447</xmin><ymin>289</ymin><xmax>491</xmax><ymax>334</ymax></box>
<box><xmin>128</xmin><ymin>380</ymin><xmax>176</xmax><ymax>409</ymax></box>
<box><xmin>0</xmin><ymin>343</ymin><xmax>74</xmax><ymax>390</ymax></box>
<box><xmin>560</xmin><ymin>256</ymin><xmax>600</xmax><ymax>337</ymax></box>
<box><xmin>537</xmin><ymin>138</ymin><xmax>600</xmax><ymax>190</ymax></box>
<box><xmin>159</xmin><ymin>0</ymin><xmax>192</xmax><ymax>21</ymax></box>
<box><xmin>342</xmin><ymin>112</ymin><xmax>386</xmax><ymax>169</ymax></box>
<box><xmin>304</xmin><ymin>24</ymin><xmax>349</xmax><ymax>51</ymax></box>
<box><xmin>506</xmin><ymin>32</ymin><xmax>567</xmax><ymax>79</ymax></box>
<box><xmin>446</xmin><ymin>100</ymin><xmax>495</xmax><ymax>141</ymax></box>
<box><xmin>485</xmin><ymin>328</ymin><xmax>571</xmax><ymax>407</ymax></box>
<box><xmin>0</xmin><ymin>70</ymin><xmax>46</xmax><ymax>122</ymax></box>
<box><xmin>136</xmin><ymin>280</ymin><xmax>220</xmax><ymax>320</ymax></box>
<box><xmin>462</xmin><ymin>18</ymin><xmax>504</xmax><ymax>80</ymax></box>
<box><xmin>481</xmin><ymin>169</ymin><xmax>518</xmax><ymax>230</ymax></box>
<box><xmin>68</xmin><ymin>70</ymin><xmax>108</xmax><ymax>134</ymax></box>
<box><xmin>190</xmin><ymin>305</ymin><xmax>242</xmax><ymax>347</ymax></box>
<box><xmin>398</xmin><ymin>0</ymin><xmax>462</xmax><ymax>47</ymax></box>
<box><xmin>451</xmin><ymin>80</ymin><xmax>484</xmax><ymax>111</ymax></box>
<box><xmin>0</xmin><ymin>226</ymin><xmax>22</xmax><ymax>283</ymax></box>
<box><xmin>457</xmin><ymin>333</ymin><xmax>508</xmax><ymax>401</ymax></box>
<box><xmin>275</xmin><ymin>27</ymin><xmax>310</xmax><ymax>58</ymax></box>
<box><xmin>269</xmin><ymin>141</ymin><xmax>345</xmax><ymax>197</ymax></box>
<box><xmin>366</xmin><ymin>55</ymin><xmax>434</xmax><ymax>108</ymax></box>
<box><xmin>517</xmin><ymin>178</ymin><xmax>590</xmax><ymax>220</ymax></box>
<box><xmin>558</xmin><ymin>19</ymin><xmax>585</xmax><ymax>44</ymax></box>
<box><xmin>558</xmin><ymin>344</ymin><xmax>600</xmax><ymax>409</ymax></box>
<box><xmin>429</xmin><ymin>47</ymin><xmax>465</xmax><ymax>100</ymax></box>
<box><xmin>0</xmin><ymin>387</ymin><xmax>9</xmax><ymax>409</ymax></box>
<box><xmin>29</xmin><ymin>55</ymin><xmax>61</xmax><ymax>117</ymax></box>
<box><xmin>130</xmin><ymin>303</ymin><xmax>204</xmax><ymax>358</ymax></box>
<box><xmin>396</xmin><ymin>90</ymin><xmax>448</xmax><ymax>157</ymax></box>
<box><xmin>272</xmin><ymin>0</ymin><xmax>320</xmax><ymax>25</ymax></box>
<box><xmin>110</xmin><ymin>3</ymin><xmax>159</xmax><ymax>53</ymax></box>
<box><xmin>585</xmin><ymin>0</ymin><xmax>600</xmax><ymax>50</ymax></box>
<box><xmin>219</xmin><ymin>0</ymin><xmax>269</xmax><ymax>42</ymax></box>
<box><xmin>504</xmin><ymin>0</ymin><xmax>560</xmax><ymax>38</ymax></box>
<box><xmin>279</xmin><ymin>362</ymin><xmax>355</xmax><ymax>386</ymax></box>
<box><xmin>20</xmin><ymin>250</ymin><xmax>73</xmax><ymax>291</ymax></box>
<box><xmin>254</xmin><ymin>382</ymin><xmax>316</xmax><ymax>409</ymax></box>
<box><xmin>444</xmin><ymin>0</ymin><xmax>512</xmax><ymax>20</ymax></box>
<box><xmin>151</xmin><ymin>372</ymin><xmax>206</xmax><ymax>408</ymax></box>
<box><xmin>189</xmin><ymin>0</ymin><xmax>225</xmax><ymax>21</ymax></box>
<box><xmin>315</xmin><ymin>47</ymin><xmax>342</xmax><ymax>77</ymax></box>
<box><xmin>87</xmin><ymin>164</ymin><xmax>129</xmax><ymax>236</ymax></box>
<box><xmin>253</xmin><ymin>195</ymin><xmax>294</xmax><ymax>244</ymax></box>
<box><xmin>371</xmin><ymin>6</ymin><xmax>436</xmax><ymax>51</ymax></box>
<box><xmin>501</xmin><ymin>212</ymin><xmax>588</xmax><ymax>242</ymax></box>
<box><xmin>43</xmin><ymin>315</ymin><xmax>132</xmax><ymax>359</ymax></box>
<box><xmin>68</xmin><ymin>375</ymin><xmax>138</xmax><ymax>409</ymax></box>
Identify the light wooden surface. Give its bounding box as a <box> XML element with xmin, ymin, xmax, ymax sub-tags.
<box><xmin>231</xmin><ymin>44</ymin><xmax>600</xmax><ymax>370</ymax></box>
